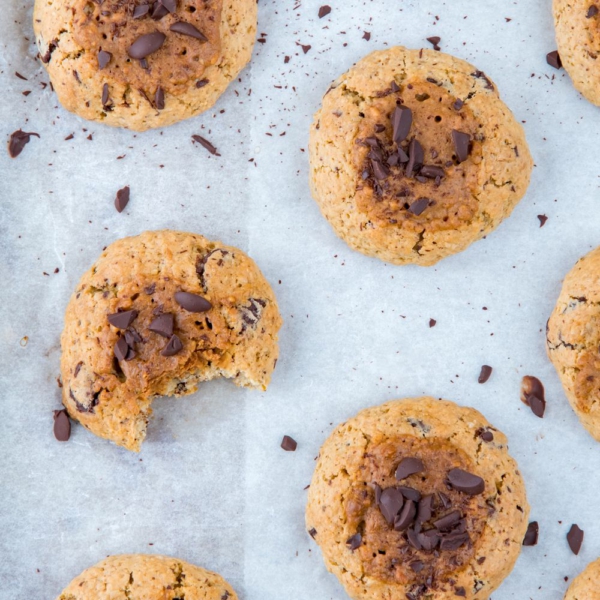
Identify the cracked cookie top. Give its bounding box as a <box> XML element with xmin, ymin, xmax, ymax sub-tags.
<box><xmin>309</xmin><ymin>47</ymin><xmax>533</xmax><ymax>266</ymax></box>
<box><xmin>60</xmin><ymin>230</ymin><xmax>282</xmax><ymax>451</ymax></box>
<box><xmin>547</xmin><ymin>245</ymin><xmax>600</xmax><ymax>442</ymax></box>
<box><xmin>306</xmin><ymin>398</ymin><xmax>529</xmax><ymax>600</ymax></box>
<box><xmin>56</xmin><ymin>554</ymin><xmax>237</xmax><ymax>600</ymax></box>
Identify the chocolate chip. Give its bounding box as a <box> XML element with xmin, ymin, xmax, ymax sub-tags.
<box><xmin>395</xmin><ymin>457</ymin><xmax>425</xmax><ymax>480</ymax></box>
<box><xmin>308</xmin><ymin>527</ymin><xmax>317</xmax><ymax>539</ymax></box>
<box><xmin>410</xmin><ymin>560</ymin><xmax>424</xmax><ymax>572</ymax></box>
<box><xmin>346</xmin><ymin>533</ymin><xmax>362</xmax><ymax>550</ymax></box>
<box><xmin>452</xmin><ymin>130</ymin><xmax>471</xmax><ymax>162</ymax></box>
<box><xmin>429</xmin><ymin>318</ymin><xmax>436</xmax><ymax>328</ymax></box>
<box><xmin>101</xmin><ymin>83</ymin><xmax>111</xmax><ymax>108</ymax></box>
<box><xmin>407</xmin><ymin>527</ymin><xmax>422</xmax><ymax>550</ymax></box>
<box><xmin>153</xmin><ymin>86</ymin><xmax>165</xmax><ymax>110</ymax></box>
<box><xmin>479</xmin><ymin>429</ymin><xmax>494</xmax><ymax>442</ymax></box>
<box><xmin>453</xmin><ymin>99</ymin><xmax>464</xmax><ymax>111</ymax></box>
<box><xmin>434</xmin><ymin>510</ymin><xmax>462</xmax><ymax>531</ymax></box>
<box><xmin>390</xmin><ymin>81</ymin><xmax>400</xmax><ymax>93</ymax></box>
<box><xmin>108</xmin><ymin>309</ymin><xmax>138</xmax><ymax>329</ymax></box>
<box><xmin>133</xmin><ymin>4</ymin><xmax>150</xmax><ymax>18</ymax></box>
<box><xmin>170</xmin><ymin>21</ymin><xmax>208</xmax><ymax>41</ymax></box>
<box><xmin>151</xmin><ymin>0</ymin><xmax>176</xmax><ymax>19</ymax></box>
<box><xmin>521</xmin><ymin>375</ymin><xmax>546</xmax><ymax>418</ymax></box>
<box><xmin>454</xmin><ymin>587</ymin><xmax>466</xmax><ymax>597</ymax></box>
<box><xmin>149</xmin><ymin>313</ymin><xmax>174</xmax><ymax>338</ymax></box>
<box><xmin>115</xmin><ymin>186</ymin><xmax>130</xmax><ymax>213</ymax></box>
<box><xmin>196</xmin><ymin>78</ymin><xmax>209</xmax><ymax>88</ymax></box>
<box><xmin>392</xmin><ymin>106</ymin><xmax>413</xmax><ymax>144</ymax></box>
<box><xmin>175</xmin><ymin>291</ymin><xmax>212</xmax><ymax>313</ymax></box>
<box><xmin>379</xmin><ymin>487</ymin><xmax>404</xmax><ymax>524</ymax></box>
<box><xmin>588</xmin><ymin>5</ymin><xmax>599</xmax><ymax>17</ymax></box>
<box><xmin>128</xmin><ymin>32</ymin><xmax>166</xmax><ymax>60</ymax></box>
<box><xmin>98</xmin><ymin>50</ymin><xmax>112</xmax><ymax>69</ymax></box>
<box><xmin>447</xmin><ymin>468</ymin><xmax>485</xmax><ymax>495</ymax></box>
<box><xmin>567</xmin><ymin>524</ymin><xmax>584</xmax><ymax>555</ymax></box>
<box><xmin>439</xmin><ymin>531</ymin><xmax>470</xmax><ymax>551</ymax></box>
<box><xmin>192</xmin><ymin>135</ymin><xmax>220</xmax><ymax>156</ymax></box>
<box><xmin>523</xmin><ymin>521</ymin><xmax>539</xmax><ymax>546</ymax></box>
<box><xmin>547</xmin><ymin>51</ymin><xmax>562</xmax><ymax>69</ymax></box>
<box><xmin>416</xmin><ymin>494</ymin><xmax>434</xmax><ymax>523</ymax></box>
<box><xmin>318</xmin><ymin>5</ymin><xmax>331</xmax><ymax>18</ymax></box>
<box><xmin>53</xmin><ymin>410</ymin><xmax>71</xmax><ymax>442</ymax></box>
<box><xmin>418</xmin><ymin>529</ymin><xmax>440</xmax><ymax>550</ymax></box>
<box><xmin>371</xmin><ymin>159</ymin><xmax>390</xmax><ymax>180</ymax></box>
<box><xmin>420</xmin><ymin>165</ymin><xmax>445</xmax><ymax>179</ymax></box>
<box><xmin>114</xmin><ymin>337</ymin><xmax>130</xmax><ymax>361</ymax></box>
<box><xmin>394</xmin><ymin>499</ymin><xmax>416</xmax><ymax>531</ymax></box>
<box><xmin>8</xmin><ymin>130</ymin><xmax>40</xmax><ymax>158</ymax></box>
<box><xmin>538</xmin><ymin>214</ymin><xmax>548</xmax><ymax>227</ymax></box>
<box><xmin>438</xmin><ymin>492</ymin><xmax>451</xmax><ymax>509</ymax></box>
<box><xmin>478</xmin><ymin>365</ymin><xmax>492</xmax><ymax>384</ymax></box>
<box><xmin>281</xmin><ymin>435</ymin><xmax>297</xmax><ymax>451</ymax></box>
<box><xmin>398</xmin><ymin>486</ymin><xmax>421</xmax><ymax>502</ymax></box>
<box><xmin>407</xmin><ymin>198</ymin><xmax>430</xmax><ymax>216</ymax></box>
<box><xmin>161</xmin><ymin>334</ymin><xmax>183</xmax><ymax>357</ymax></box>
<box><xmin>406</xmin><ymin>138</ymin><xmax>424</xmax><ymax>177</ymax></box>
<box><xmin>426</xmin><ymin>36</ymin><xmax>441</xmax><ymax>51</ymax></box>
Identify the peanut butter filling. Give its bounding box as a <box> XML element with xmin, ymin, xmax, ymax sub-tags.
<box><xmin>353</xmin><ymin>80</ymin><xmax>484</xmax><ymax>235</ymax></box>
<box><xmin>344</xmin><ymin>436</ymin><xmax>489</xmax><ymax>591</ymax></box>
<box><xmin>71</xmin><ymin>0</ymin><xmax>222</xmax><ymax>99</ymax></box>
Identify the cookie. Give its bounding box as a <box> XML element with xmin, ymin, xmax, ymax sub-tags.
<box><xmin>309</xmin><ymin>47</ymin><xmax>532</xmax><ymax>266</ymax></box>
<box><xmin>56</xmin><ymin>554</ymin><xmax>237</xmax><ymax>600</ymax></box>
<box><xmin>305</xmin><ymin>397</ymin><xmax>529</xmax><ymax>600</ymax></box>
<box><xmin>547</xmin><ymin>246</ymin><xmax>600</xmax><ymax>441</ymax></box>
<box><xmin>61</xmin><ymin>230</ymin><xmax>282</xmax><ymax>451</ymax></box>
<box><xmin>553</xmin><ymin>0</ymin><xmax>600</xmax><ymax>105</ymax></box>
<box><xmin>564</xmin><ymin>558</ymin><xmax>600</xmax><ymax>599</ymax></box>
<box><xmin>33</xmin><ymin>0</ymin><xmax>257</xmax><ymax>130</ymax></box>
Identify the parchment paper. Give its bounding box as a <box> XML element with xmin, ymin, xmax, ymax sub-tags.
<box><xmin>1</xmin><ymin>1</ymin><xmax>599</xmax><ymax>598</ymax></box>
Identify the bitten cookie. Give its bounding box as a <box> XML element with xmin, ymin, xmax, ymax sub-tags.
<box><xmin>564</xmin><ymin>558</ymin><xmax>600</xmax><ymax>599</ymax></box>
<box><xmin>61</xmin><ymin>230</ymin><xmax>282</xmax><ymax>451</ymax></box>
<box><xmin>309</xmin><ymin>47</ymin><xmax>532</xmax><ymax>266</ymax></box>
<box><xmin>56</xmin><ymin>554</ymin><xmax>237</xmax><ymax>600</ymax></box>
<box><xmin>33</xmin><ymin>0</ymin><xmax>257</xmax><ymax>130</ymax></box>
<box><xmin>553</xmin><ymin>0</ymin><xmax>600</xmax><ymax>106</ymax></box>
<box><xmin>306</xmin><ymin>397</ymin><xmax>529</xmax><ymax>600</ymax></box>
<box><xmin>547</xmin><ymin>246</ymin><xmax>600</xmax><ymax>441</ymax></box>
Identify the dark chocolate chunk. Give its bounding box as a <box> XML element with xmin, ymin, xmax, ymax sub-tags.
<box><xmin>114</xmin><ymin>337</ymin><xmax>130</xmax><ymax>361</ymax></box>
<box><xmin>155</xmin><ymin>86</ymin><xmax>165</xmax><ymax>110</ymax></box>
<box><xmin>588</xmin><ymin>5</ymin><xmax>599</xmax><ymax>17</ymax></box>
<box><xmin>546</xmin><ymin>50</ymin><xmax>562</xmax><ymax>69</ymax></box>
<box><xmin>149</xmin><ymin>313</ymin><xmax>174</xmax><ymax>338</ymax></box>
<box><xmin>478</xmin><ymin>365</ymin><xmax>493</xmax><ymax>384</ymax></box>
<box><xmin>395</xmin><ymin>457</ymin><xmax>425</xmax><ymax>480</ymax></box>
<box><xmin>102</xmin><ymin>83</ymin><xmax>110</xmax><ymax>107</ymax></box>
<box><xmin>192</xmin><ymin>134</ymin><xmax>220</xmax><ymax>156</ymax></box>
<box><xmin>133</xmin><ymin>4</ymin><xmax>150</xmax><ymax>18</ymax></box>
<box><xmin>394</xmin><ymin>499</ymin><xmax>416</xmax><ymax>531</ymax></box>
<box><xmin>308</xmin><ymin>528</ymin><xmax>317</xmax><ymax>539</ymax></box>
<box><xmin>161</xmin><ymin>334</ymin><xmax>183</xmax><ymax>357</ymax></box>
<box><xmin>108</xmin><ymin>309</ymin><xmax>138</xmax><ymax>329</ymax></box>
<box><xmin>523</xmin><ymin>521</ymin><xmax>539</xmax><ymax>546</ymax></box>
<box><xmin>406</xmin><ymin>138</ymin><xmax>424</xmax><ymax>177</ymax></box>
<box><xmin>170</xmin><ymin>21</ymin><xmax>208</xmax><ymax>41</ymax></box>
<box><xmin>175</xmin><ymin>291</ymin><xmax>212</xmax><ymax>313</ymax></box>
<box><xmin>53</xmin><ymin>409</ymin><xmax>71</xmax><ymax>442</ymax></box>
<box><xmin>346</xmin><ymin>533</ymin><xmax>362</xmax><ymax>550</ymax></box>
<box><xmin>538</xmin><ymin>214</ymin><xmax>548</xmax><ymax>227</ymax></box>
<box><xmin>379</xmin><ymin>487</ymin><xmax>404</xmax><ymax>525</ymax></box>
<box><xmin>115</xmin><ymin>186</ymin><xmax>130</xmax><ymax>213</ymax></box>
<box><xmin>420</xmin><ymin>165</ymin><xmax>445</xmax><ymax>179</ymax></box>
<box><xmin>151</xmin><ymin>0</ymin><xmax>176</xmax><ymax>19</ymax></box>
<box><xmin>196</xmin><ymin>78</ymin><xmax>209</xmax><ymax>88</ymax></box>
<box><xmin>433</xmin><ymin>510</ymin><xmax>462</xmax><ymax>531</ymax></box>
<box><xmin>409</xmin><ymin>560</ymin><xmax>424</xmax><ymax>572</ymax></box>
<box><xmin>453</xmin><ymin>99</ymin><xmax>464</xmax><ymax>111</ymax></box>
<box><xmin>318</xmin><ymin>5</ymin><xmax>331</xmax><ymax>18</ymax></box>
<box><xmin>98</xmin><ymin>50</ymin><xmax>112</xmax><ymax>69</ymax></box>
<box><xmin>429</xmin><ymin>318</ymin><xmax>436</xmax><ymax>328</ymax></box>
<box><xmin>416</xmin><ymin>494</ymin><xmax>434</xmax><ymax>523</ymax></box>
<box><xmin>371</xmin><ymin>159</ymin><xmax>390</xmax><ymax>180</ymax></box>
<box><xmin>407</xmin><ymin>198</ymin><xmax>430</xmax><ymax>216</ymax></box>
<box><xmin>281</xmin><ymin>435</ymin><xmax>297</xmax><ymax>451</ymax></box>
<box><xmin>407</xmin><ymin>527</ymin><xmax>422</xmax><ymax>550</ymax></box>
<box><xmin>438</xmin><ymin>492</ymin><xmax>451</xmax><ymax>509</ymax></box>
<box><xmin>439</xmin><ymin>531</ymin><xmax>470</xmax><ymax>551</ymax></box>
<box><xmin>426</xmin><ymin>36</ymin><xmax>441</xmax><ymax>51</ymax></box>
<box><xmin>418</xmin><ymin>529</ymin><xmax>440</xmax><ymax>550</ymax></box>
<box><xmin>392</xmin><ymin>106</ymin><xmax>412</xmax><ymax>144</ymax></box>
<box><xmin>567</xmin><ymin>524</ymin><xmax>584</xmax><ymax>555</ymax></box>
<box><xmin>390</xmin><ymin>81</ymin><xmax>400</xmax><ymax>93</ymax></box>
<box><xmin>521</xmin><ymin>375</ymin><xmax>546</xmax><ymax>418</ymax></box>
<box><xmin>447</xmin><ymin>468</ymin><xmax>485</xmax><ymax>495</ymax></box>
<box><xmin>452</xmin><ymin>130</ymin><xmax>471</xmax><ymax>163</ymax></box>
<box><xmin>479</xmin><ymin>429</ymin><xmax>494</xmax><ymax>442</ymax></box>
<box><xmin>128</xmin><ymin>32</ymin><xmax>166</xmax><ymax>59</ymax></box>
<box><xmin>8</xmin><ymin>130</ymin><xmax>40</xmax><ymax>158</ymax></box>
<box><xmin>398</xmin><ymin>486</ymin><xmax>421</xmax><ymax>503</ymax></box>
<box><xmin>455</xmin><ymin>587</ymin><xmax>466</xmax><ymax>597</ymax></box>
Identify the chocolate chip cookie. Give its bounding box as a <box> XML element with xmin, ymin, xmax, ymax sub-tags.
<box><xmin>553</xmin><ymin>0</ymin><xmax>600</xmax><ymax>105</ymax></box>
<box><xmin>547</xmin><ymin>246</ymin><xmax>600</xmax><ymax>441</ymax></box>
<box><xmin>306</xmin><ymin>397</ymin><xmax>529</xmax><ymax>600</ymax></box>
<box><xmin>56</xmin><ymin>554</ymin><xmax>237</xmax><ymax>600</ymax></box>
<box><xmin>34</xmin><ymin>0</ymin><xmax>257</xmax><ymax>130</ymax></box>
<box><xmin>309</xmin><ymin>46</ymin><xmax>533</xmax><ymax>266</ymax></box>
<box><xmin>61</xmin><ymin>230</ymin><xmax>282</xmax><ymax>451</ymax></box>
<box><xmin>564</xmin><ymin>558</ymin><xmax>600</xmax><ymax>599</ymax></box>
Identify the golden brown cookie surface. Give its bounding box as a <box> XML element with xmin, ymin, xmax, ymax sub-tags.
<box><xmin>34</xmin><ymin>0</ymin><xmax>257</xmax><ymax>130</ymax></box>
<box><xmin>56</xmin><ymin>554</ymin><xmax>237</xmax><ymax>600</ymax></box>
<box><xmin>564</xmin><ymin>558</ymin><xmax>600</xmax><ymax>599</ymax></box>
<box><xmin>547</xmin><ymin>246</ymin><xmax>600</xmax><ymax>441</ymax></box>
<box><xmin>309</xmin><ymin>47</ymin><xmax>533</xmax><ymax>266</ymax></box>
<box><xmin>306</xmin><ymin>397</ymin><xmax>529</xmax><ymax>600</ymax></box>
<box><xmin>60</xmin><ymin>230</ymin><xmax>282</xmax><ymax>451</ymax></box>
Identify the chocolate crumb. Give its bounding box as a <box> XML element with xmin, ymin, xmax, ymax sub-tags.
<box><xmin>318</xmin><ymin>5</ymin><xmax>331</xmax><ymax>18</ymax></box>
<box><xmin>115</xmin><ymin>186</ymin><xmax>130</xmax><ymax>213</ymax></box>
<box><xmin>281</xmin><ymin>435</ymin><xmax>297</xmax><ymax>451</ymax></box>
<box><xmin>8</xmin><ymin>130</ymin><xmax>40</xmax><ymax>158</ymax></box>
<box><xmin>546</xmin><ymin>51</ymin><xmax>562</xmax><ymax>69</ymax></box>
<box><xmin>567</xmin><ymin>524</ymin><xmax>584</xmax><ymax>555</ymax></box>
<box><xmin>521</xmin><ymin>376</ymin><xmax>546</xmax><ymax>418</ymax></box>
<box><xmin>523</xmin><ymin>521</ymin><xmax>539</xmax><ymax>546</ymax></box>
<box><xmin>53</xmin><ymin>410</ymin><xmax>71</xmax><ymax>442</ymax></box>
<box><xmin>192</xmin><ymin>135</ymin><xmax>220</xmax><ymax>156</ymax></box>
<box><xmin>537</xmin><ymin>215</ymin><xmax>548</xmax><ymax>227</ymax></box>
<box><xmin>478</xmin><ymin>365</ymin><xmax>492</xmax><ymax>384</ymax></box>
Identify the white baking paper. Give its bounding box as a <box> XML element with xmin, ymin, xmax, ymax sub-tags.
<box><xmin>1</xmin><ymin>1</ymin><xmax>600</xmax><ymax>598</ymax></box>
